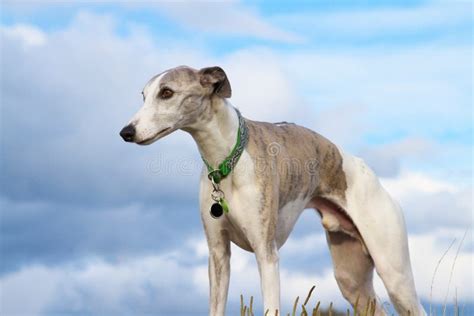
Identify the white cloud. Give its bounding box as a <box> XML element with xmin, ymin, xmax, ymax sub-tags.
<box><xmin>309</xmin><ymin>103</ymin><xmax>370</xmax><ymax>148</ymax></box>
<box><xmin>1</xmin><ymin>24</ymin><xmax>47</xmax><ymax>47</ymax></box>
<box><xmin>0</xmin><ymin>265</ymin><xmax>60</xmax><ymax>316</ymax></box>
<box><xmin>276</xmin><ymin>43</ymin><xmax>472</xmax><ymax>184</ymax></box>
<box><xmin>154</xmin><ymin>1</ymin><xmax>304</xmax><ymax>44</ymax></box>
<box><xmin>283</xmin><ymin>44</ymin><xmax>471</xmax><ymax>128</ymax></box>
<box><xmin>382</xmin><ymin>171</ymin><xmax>458</xmax><ymax>197</ymax></box>
<box><xmin>380</xmin><ymin>171</ymin><xmax>472</xmax><ymax>232</ymax></box>
<box><xmin>2</xmin><ymin>1</ymin><xmax>304</xmax><ymax>43</ymax></box>
<box><xmin>0</xmin><ymin>244</ymin><xmax>209</xmax><ymax>315</ymax></box>
<box><xmin>409</xmin><ymin>229</ymin><xmax>473</xmax><ymax>303</ymax></box>
<box><xmin>1</xmin><ymin>230</ymin><xmax>472</xmax><ymax>315</ymax></box>
<box><xmin>0</xmin><ymin>238</ymin><xmax>345</xmax><ymax>315</ymax></box>
<box><xmin>221</xmin><ymin>48</ymin><xmax>308</xmax><ymax>122</ymax></box>
<box><xmin>282</xmin><ymin>232</ymin><xmax>327</xmax><ymax>256</ymax></box>
<box><xmin>357</xmin><ymin>137</ymin><xmax>437</xmax><ymax>177</ymax></box>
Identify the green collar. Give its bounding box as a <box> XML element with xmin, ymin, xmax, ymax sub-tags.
<box><xmin>201</xmin><ymin>108</ymin><xmax>249</xmax><ymax>184</ymax></box>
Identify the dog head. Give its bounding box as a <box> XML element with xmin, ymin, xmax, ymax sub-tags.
<box><xmin>120</xmin><ymin>65</ymin><xmax>231</xmax><ymax>145</ymax></box>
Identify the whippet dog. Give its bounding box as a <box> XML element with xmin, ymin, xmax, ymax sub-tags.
<box><xmin>120</xmin><ymin>66</ymin><xmax>426</xmax><ymax>316</ymax></box>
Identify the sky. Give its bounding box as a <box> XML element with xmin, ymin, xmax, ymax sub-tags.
<box><xmin>0</xmin><ymin>0</ymin><xmax>472</xmax><ymax>315</ymax></box>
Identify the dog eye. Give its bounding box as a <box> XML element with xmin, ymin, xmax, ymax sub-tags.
<box><xmin>141</xmin><ymin>91</ymin><xmax>145</xmax><ymax>101</ymax></box>
<box><xmin>159</xmin><ymin>88</ymin><xmax>174</xmax><ymax>100</ymax></box>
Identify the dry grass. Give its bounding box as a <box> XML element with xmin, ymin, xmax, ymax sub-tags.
<box><xmin>240</xmin><ymin>286</ymin><xmax>377</xmax><ymax>316</ymax></box>
<box><xmin>239</xmin><ymin>285</ymin><xmax>466</xmax><ymax>316</ymax></box>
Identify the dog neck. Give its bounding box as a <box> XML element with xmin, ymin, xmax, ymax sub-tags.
<box><xmin>185</xmin><ymin>97</ymin><xmax>240</xmax><ymax>169</ymax></box>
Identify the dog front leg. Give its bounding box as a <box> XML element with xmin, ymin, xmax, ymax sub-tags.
<box><xmin>208</xmin><ymin>240</ymin><xmax>231</xmax><ymax>316</ymax></box>
<box><xmin>255</xmin><ymin>242</ymin><xmax>280</xmax><ymax>315</ymax></box>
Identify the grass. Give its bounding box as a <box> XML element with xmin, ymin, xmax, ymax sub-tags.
<box><xmin>240</xmin><ymin>286</ymin><xmax>377</xmax><ymax>316</ymax></box>
<box><xmin>239</xmin><ymin>285</ymin><xmax>468</xmax><ymax>316</ymax></box>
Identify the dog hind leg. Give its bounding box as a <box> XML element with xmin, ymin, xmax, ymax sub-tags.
<box><xmin>359</xmin><ymin>195</ymin><xmax>427</xmax><ymax>316</ymax></box>
<box><xmin>326</xmin><ymin>230</ymin><xmax>387</xmax><ymax>315</ymax></box>
<box><xmin>342</xmin><ymin>156</ymin><xmax>427</xmax><ymax>315</ymax></box>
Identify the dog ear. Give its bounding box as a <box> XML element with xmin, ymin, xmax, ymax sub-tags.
<box><xmin>199</xmin><ymin>66</ymin><xmax>232</xmax><ymax>98</ymax></box>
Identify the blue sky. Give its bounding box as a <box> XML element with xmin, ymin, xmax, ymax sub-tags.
<box><xmin>0</xmin><ymin>1</ymin><xmax>472</xmax><ymax>315</ymax></box>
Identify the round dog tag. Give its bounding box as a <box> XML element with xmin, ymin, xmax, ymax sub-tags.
<box><xmin>210</xmin><ymin>202</ymin><xmax>223</xmax><ymax>218</ymax></box>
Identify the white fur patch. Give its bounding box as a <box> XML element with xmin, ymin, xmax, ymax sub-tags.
<box><xmin>129</xmin><ymin>71</ymin><xmax>174</xmax><ymax>143</ymax></box>
<box><xmin>275</xmin><ymin>195</ymin><xmax>309</xmax><ymax>248</ymax></box>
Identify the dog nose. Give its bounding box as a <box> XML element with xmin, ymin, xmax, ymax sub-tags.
<box><xmin>120</xmin><ymin>125</ymin><xmax>136</xmax><ymax>142</ymax></box>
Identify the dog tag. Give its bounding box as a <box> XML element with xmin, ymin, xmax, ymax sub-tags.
<box><xmin>219</xmin><ymin>198</ymin><xmax>229</xmax><ymax>214</ymax></box>
<box><xmin>210</xmin><ymin>202</ymin><xmax>223</xmax><ymax>218</ymax></box>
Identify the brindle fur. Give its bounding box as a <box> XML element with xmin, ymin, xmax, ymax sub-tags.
<box><xmin>243</xmin><ymin>119</ymin><xmax>349</xmax><ymax>250</ymax></box>
<box><xmin>245</xmin><ymin>119</ymin><xmax>347</xmax><ymax>206</ymax></box>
